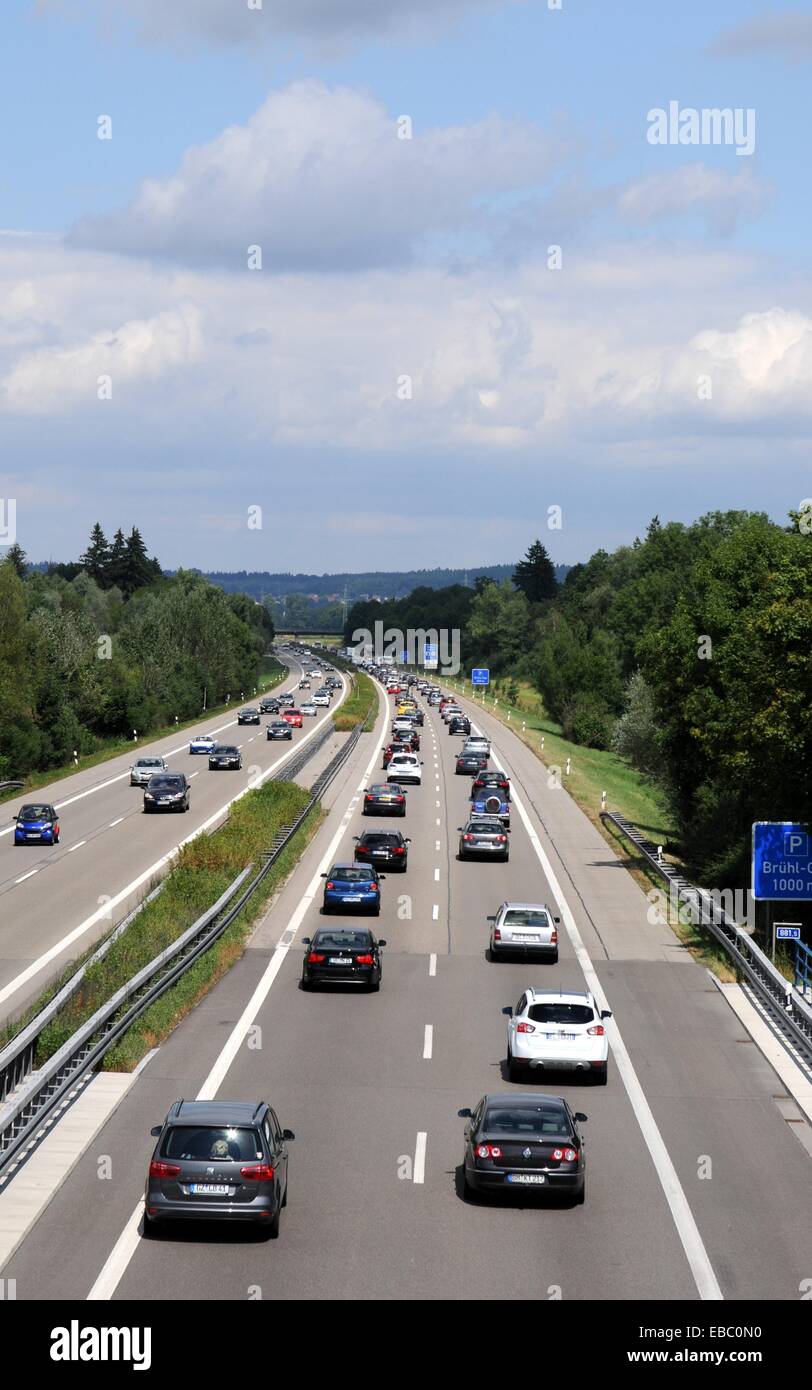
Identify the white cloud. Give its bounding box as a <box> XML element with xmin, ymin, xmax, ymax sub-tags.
<box><xmin>38</xmin><ymin>0</ymin><xmax>517</xmax><ymax>51</ymax></box>
<box><xmin>616</xmin><ymin>164</ymin><xmax>771</xmax><ymax>236</ymax></box>
<box><xmin>711</xmin><ymin>11</ymin><xmax>812</xmax><ymax>62</ymax></box>
<box><xmin>69</xmin><ymin>82</ymin><xmax>566</xmax><ymax>271</ymax></box>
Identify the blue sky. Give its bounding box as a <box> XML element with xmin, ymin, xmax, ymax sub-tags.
<box><xmin>2</xmin><ymin>0</ymin><xmax>811</xmax><ymax>568</ymax></box>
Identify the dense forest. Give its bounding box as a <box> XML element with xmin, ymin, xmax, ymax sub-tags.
<box><xmin>0</xmin><ymin>528</ymin><xmax>275</xmax><ymax>781</ymax></box>
<box><xmin>194</xmin><ymin>562</ymin><xmax>570</xmax><ymax>605</ymax></box>
<box><xmin>345</xmin><ymin>520</ymin><xmax>812</xmax><ymax>886</ymax></box>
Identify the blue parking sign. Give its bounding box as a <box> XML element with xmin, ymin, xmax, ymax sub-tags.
<box><xmin>752</xmin><ymin>822</ymin><xmax>812</xmax><ymax>901</ymax></box>
<box><xmin>471</xmin><ymin>668</ymin><xmax>490</xmax><ymax>686</ymax></box>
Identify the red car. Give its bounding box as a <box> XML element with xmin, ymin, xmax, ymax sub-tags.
<box><xmin>387</xmin><ymin>683</ymin><xmax>401</xmax><ymax>695</ymax></box>
<box><xmin>282</xmin><ymin>708</ymin><xmax>303</xmax><ymax>728</ymax></box>
<box><xmin>391</xmin><ymin>730</ymin><xmax>419</xmax><ymax>751</ymax></box>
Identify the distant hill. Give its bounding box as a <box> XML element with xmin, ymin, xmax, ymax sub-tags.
<box><xmin>191</xmin><ymin>564</ymin><xmax>570</xmax><ymax>601</ymax></box>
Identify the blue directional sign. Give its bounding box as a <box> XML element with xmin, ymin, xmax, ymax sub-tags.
<box><xmin>400</xmin><ymin>650</ymin><xmax>409</xmax><ymax>664</ymax></box>
<box><xmin>471</xmin><ymin>668</ymin><xmax>490</xmax><ymax>686</ymax></box>
<box><xmin>423</xmin><ymin>643</ymin><xmax>438</xmax><ymax>668</ymax></box>
<box><xmin>752</xmin><ymin>822</ymin><xmax>812</xmax><ymax>901</ymax></box>
<box><xmin>776</xmin><ymin>927</ymin><xmax>802</xmax><ymax>941</ymax></box>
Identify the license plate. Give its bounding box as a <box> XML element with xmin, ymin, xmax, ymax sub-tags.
<box><xmin>26</xmin><ymin>831</ymin><xmax>42</xmax><ymax>838</ymax></box>
<box><xmin>507</xmin><ymin>1173</ymin><xmax>546</xmax><ymax>1185</ymax></box>
<box><xmin>329</xmin><ymin>957</ymin><xmax>352</xmax><ymax>965</ymax></box>
<box><xmin>342</xmin><ymin>895</ymin><xmax>362</xmax><ymax>902</ymax></box>
<box><xmin>517</xmin><ymin>934</ymin><xmax>541</xmax><ymax>942</ymax></box>
<box><xmin>189</xmin><ymin>1184</ymin><xmax>230</xmax><ymax>1195</ymax></box>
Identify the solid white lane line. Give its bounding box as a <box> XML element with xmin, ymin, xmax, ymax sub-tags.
<box><xmin>432</xmin><ymin>904</ymin><xmax>439</xmax><ymax>921</ymax></box>
<box><xmin>473</xmin><ymin>714</ymin><xmax>723</xmax><ymax>1303</ymax></box>
<box><xmin>88</xmin><ymin>682</ymin><xmax>384</xmax><ymax>1300</ymax></box>
<box><xmin>15</xmin><ymin>870</ymin><xmax>38</xmax><ymax>884</ymax></box>
<box><xmin>413</xmin><ymin>1132</ymin><xmax>427</xmax><ymax>1184</ymax></box>
<box><xmin>66</xmin><ymin>840</ymin><xmax>86</xmax><ymax>854</ymax></box>
<box><xmin>429</xmin><ymin>953</ymin><xmax>437</xmax><ymax>976</ymax></box>
<box><xmin>423</xmin><ymin>1025</ymin><xmax>433</xmax><ymax>1060</ymax></box>
<box><xmin>0</xmin><ymin>683</ymin><xmax>349</xmax><ymax>1012</ymax></box>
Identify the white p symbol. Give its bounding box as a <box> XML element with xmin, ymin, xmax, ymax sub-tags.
<box><xmin>784</xmin><ymin>832</ymin><xmax>808</xmax><ymax>856</ymax></box>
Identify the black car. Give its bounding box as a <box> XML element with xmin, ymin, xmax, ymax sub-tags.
<box><xmin>471</xmin><ymin>771</ymin><xmax>511</xmax><ymax>798</ymax></box>
<box><xmin>353</xmin><ymin>830</ymin><xmax>410</xmax><ymax>871</ymax></box>
<box><xmin>301</xmin><ymin>926</ymin><xmax>387</xmax><ymax>991</ymax></box>
<box><xmin>456</xmin><ymin>750</ymin><xmax>488</xmax><ymax>775</ymax></box>
<box><xmin>363</xmin><ymin>783</ymin><xmax>407</xmax><ymax>817</ymax></box>
<box><xmin>144</xmin><ymin>1099</ymin><xmax>294</xmax><ymax>1238</ymax></box>
<box><xmin>449</xmin><ymin>716</ymin><xmax>471</xmax><ymax>736</ymax></box>
<box><xmin>208</xmin><ymin>743</ymin><xmax>242</xmax><ymax>770</ymax></box>
<box><xmin>237</xmin><ymin>707</ymin><xmax>260</xmax><ymax>725</ymax></box>
<box><xmin>458</xmin><ymin>816</ymin><xmax>509</xmax><ymax>861</ymax></box>
<box><xmin>259</xmin><ymin>697</ymin><xmax>280</xmax><ymax>714</ymax></box>
<box><xmin>267</xmin><ymin>721</ymin><xmax>293</xmax><ymax>740</ymax></box>
<box><xmin>143</xmin><ymin>773</ymin><xmax>190</xmax><ymax>812</ymax></box>
<box><xmin>459</xmin><ymin>1093</ymin><xmax>586</xmax><ymax>1202</ymax></box>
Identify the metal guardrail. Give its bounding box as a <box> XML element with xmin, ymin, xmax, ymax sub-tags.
<box><xmin>601</xmin><ymin>811</ymin><xmax>812</xmax><ymax>1065</ymax></box>
<box><xmin>0</xmin><ymin>718</ymin><xmax>368</xmax><ymax>1185</ymax></box>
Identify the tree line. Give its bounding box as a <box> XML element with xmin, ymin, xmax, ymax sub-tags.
<box><xmin>345</xmin><ymin>521</ymin><xmax>812</xmax><ymax>886</ymax></box>
<box><xmin>0</xmin><ymin>527</ymin><xmax>275</xmax><ymax>780</ymax></box>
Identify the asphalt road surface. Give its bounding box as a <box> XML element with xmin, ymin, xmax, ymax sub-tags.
<box><xmin>3</xmin><ymin>674</ymin><xmax>811</xmax><ymax>1301</ymax></box>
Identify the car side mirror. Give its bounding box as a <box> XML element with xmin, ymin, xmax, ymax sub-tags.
<box><xmin>320</xmin><ymin>872</ymin><xmax>327</xmax><ymax>878</ymax></box>
<box><xmin>501</xmin><ymin>1006</ymin><xmax>512</xmax><ymax>1016</ymax></box>
<box><xmin>457</xmin><ymin>1108</ymin><xmax>473</xmax><ymax>1119</ymax></box>
<box><xmin>282</xmin><ymin>1129</ymin><xmax>295</xmax><ymax>1141</ymax></box>
<box><xmin>405</xmin><ymin>837</ymin><xmax>411</xmax><ymax>842</ymax></box>
<box><xmin>302</xmin><ymin>936</ymin><xmax>311</xmax><ymax>946</ymax></box>
<box><xmin>554</xmin><ymin>916</ymin><xmax>561</xmax><ymax>924</ymax></box>
<box><xmin>378</xmin><ymin>938</ymin><xmax>387</xmax><ymax>947</ymax></box>
<box><xmin>486</xmin><ymin>915</ymin><xmax>496</xmax><ymax>922</ymax></box>
<box><xmin>150</xmin><ymin>1125</ymin><xmax>162</xmax><ymax>1137</ymax></box>
<box><xmin>574</xmin><ymin>1113</ymin><xmax>588</xmax><ymax>1123</ymax></box>
<box><xmin>352</xmin><ymin>835</ymin><xmax>359</xmax><ymax>840</ymax></box>
<box><xmin>600</xmin><ymin>1010</ymin><xmax>612</xmax><ymax>1020</ymax></box>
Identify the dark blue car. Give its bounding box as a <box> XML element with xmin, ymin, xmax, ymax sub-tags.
<box><xmin>321</xmin><ymin>863</ymin><xmax>383</xmax><ymax>916</ymax></box>
<box><xmin>14</xmin><ymin>803</ymin><xmax>60</xmax><ymax>846</ymax></box>
<box><xmin>470</xmin><ymin>792</ymin><xmax>510</xmax><ymax>825</ymax></box>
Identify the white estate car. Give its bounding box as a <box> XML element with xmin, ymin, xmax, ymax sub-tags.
<box><xmin>505</xmin><ymin>989</ymin><xmax>611</xmax><ymax>1085</ymax></box>
<box><xmin>300</xmin><ymin>702</ymin><xmax>318</xmax><ymax>716</ymax></box>
<box><xmin>385</xmin><ymin>752</ymin><xmax>423</xmax><ymax>785</ymax></box>
<box><xmin>312</xmin><ymin>693</ymin><xmax>330</xmax><ymax>707</ymax></box>
<box><xmin>488</xmin><ymin>901</ymin><xmax>560</xmax><ymax>961</ymax></box>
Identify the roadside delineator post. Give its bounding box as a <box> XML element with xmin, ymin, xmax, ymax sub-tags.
<box><xmin>565</xmin><ymin>756</ymin><xmax>571</xmax><ymax>775</ymax></box>
<box><xmin>601</xmin><ymin>790</ymin><xmax>606</xmax><ymax>811</ymax></box>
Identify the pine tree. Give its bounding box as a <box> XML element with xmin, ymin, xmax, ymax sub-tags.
<box><xmin>107</xmin><ymin>529</ymin><xmax>128</xmax><ymax>592</ymax></box>
<box><xmin>80</xmin><ymin>523</ymin><xmax>111</xmax><ymax>585</ymax></box>
<box><xmin>3</xmin><ymin>542</ymin><xmax>27</xmax><ymax>578</ymax></box>
<box><xmin>512</xmin><ymin>540</ymin><xmax>557</xmax><ymax>603</ymax></box>
<box><xmin>121</xmin><ymin>527</ymin><xmax>154</xmax><ymax>596</ymax></box>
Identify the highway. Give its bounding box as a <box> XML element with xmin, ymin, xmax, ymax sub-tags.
<box><xmin>2</xmin><ymin>670</ymin><xmax>811</xmax><ymax>1301</ymax></box>
<box><xmin>0</xmin><ymin>653</ymin><xmax>345</xmax><ymax>1025</ymax></box>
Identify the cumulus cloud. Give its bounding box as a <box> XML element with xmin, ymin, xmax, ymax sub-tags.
<box><xmin>69</xmin><ymin>82</ymin><xmax>567</xmax><ymax>271</ymax></box>
<box><xmin>37</xmin><ymin>0</ymin><xmax>515</xmax><ymax>51</ymax></box>
<box><xmin>615</xmin><ymin>164</ymin><xmax>771</xmax><ymax>236</ymax></box>
<box><xmin>711</xmin><ymin>10</ymin><xmax>812</xmax><ymax>62</ymax></box>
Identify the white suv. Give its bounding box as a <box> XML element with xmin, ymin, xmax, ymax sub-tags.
<box><xmin>385</xmin><ymin>752</ymin><xmax>423</xmax><ymax>785</ymax></box>
<box><xmin>505</xmin><ymin>989</ymin><xmax>611</xmax><ymax>1085</ymax></box>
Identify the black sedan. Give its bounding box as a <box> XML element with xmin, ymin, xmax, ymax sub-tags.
<box><xmin>237</xmin><ymin>708</ymin><xmax>260</xmax><ymax>725</ymax></box>
<box><xmin>458</xmin><ymin>816</ymin><xmax>509</xmax><ymax>861</ymax></box>
<box><xmin>208</xmin><ymin>743</ymin><xmax>242</xmax><ymax>770</ymax></box>
<box><xmin>267</xmin><ymin>721</ymin><xmax>293</xmax><ymax>740</ymax></box>
<box><xmin>458</xmin><ymin>1093</ymin><xmax>587</xmax><ymax>1202</ymax></box>
<box><xmin>363</xmin><ymin>783</ymin><xmax>407</xmax><ymax>817</ymax></box>
<box><xmin>449</xmin><ymin>716</ymin><xmax>471</xmax><ymax>735</ymax></box>
<box><xmin>143</xmin><ymin>773</ymin><xmax>190</xmax><ymax>813</ymax></box>
<box><xmin>353</xmin><ymin>830</ymin><xmax>410</xmax><ymax>871</ymax></box>
<box><xmin>259</xmin><ymin>698</ymin><xmax>280</xmax><ymax>714</ymax></box>
<box><xmin>471</xmin><ymin>771</ymin><xmax>510</xmax><ymax>798</ymax></box>
<box><xmin>456</xmin><ymin>750</ymin><xmax>488</xmax><ymax>775</ymax></box>
<box><xmin>301</xmin><ymin>927</ymin><xmax>387</xmax><ymax>991</ymax></box>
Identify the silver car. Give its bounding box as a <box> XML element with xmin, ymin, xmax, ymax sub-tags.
<box><xmin>488</xmin><ymin>902</ymin><xmax>560</xmax><ymax>961</ymax></box>
<box><xmin>130</xmin><ymin>755</ymin><xmax>167</xmax><ymax>786</ymax></box>
<box><xmin>458</xmin><ymin>816</ymin><xmax>509</xmax><ymax>861</ymax></box>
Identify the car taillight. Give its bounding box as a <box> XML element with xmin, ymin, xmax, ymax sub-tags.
<box><xmin>476</xmin><ymin>1144</ymin><xmax>502</xmax><ymax>1159</ymax></box>
<box><xmin>325</xmin><ymin>881</ymin><xmax>335</xmax><ymax>890</ymax></box>
<box><xmin>149</xmin><ymin>1160</ymin><xmax>181</xmax><ymax>1179</ymax></box>
<box><xmin>307</xmin><ymin>952</ymin><xmax>326</xmax><ymax>963</ymax></box>
<box><xmin>551</xmin><ymin>1148</ymin><xmax>578</xmax><ymax>1163</ymax></box>
<box><xmin>240</xmin><ymin>1164</ymin><xmax>275</xmax><ymax>1182</ymax></box>
<box><xmin>393</xmin><ymin>846</ymin><xmax>405</xmax><ymax>854</ymax></box>
<box><xmin>550</xmin><ymin>929</ymin><xmax>558</xmax><ymax>944</ymax></box>
<box><xmin>463</xmin><ymin>833</ymin><xmax>474</xmax><ymax>841</ymax></box>
<box><xmin>355</xmin><ymin>953</ymin><xmax>374</xmax><ymax>965</ymax></box>
<box><xmin>493</xmin><ymin>928</ymin><xmax>501</xmax><ymax>940</ymax></box>
<box><xmin>365</xmin><ymin>795</ymin><xmax>373</xmax><ymax>802</ymax></box>
<box><xmin>587</xmin><ymin>1024</ymin><xmax>605</xmax><ymax>1036</ymax></box>
<box><xmin>516</xmin><ymin>1022</ymin><xmax>535</xmax><ymax>1033</ymax></box>
<box><xmin>395</xmin><ymin>795</ymin><xmax>404</xmax><ymax>802</ymax></box>
<box><xmin>496</xmin><ymin>835</ymin><xmax>507</xmax><ymax>843</ymax></box>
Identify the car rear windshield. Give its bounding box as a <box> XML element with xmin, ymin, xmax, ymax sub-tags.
<box><xmin>483</xmin><ymin>1106</ymin><xmax>570</xmax><ymax>1137</ymax></box>
<box><xmin>162</xmin><ymin>1126</ymin><xmax>263</xmax><ymax>1162</ymax></box>
<box><xmin>315</xmin><ymin>930</ymin><xmax>372</xmax><ymax>948</ymax></box>
<box><xmin>20</xmin><ymin>805</ymin><xmax>52</xmax><ymax>819</ymax></box>
<box><xmin>504</xmin><ymin>909</ymin><xmax>549</xmax><ymax>927</ymax></box>
<box><xmin>467</xmin><ymin>819</ymin><xmax>502</xmax><ymax>832</ymax></box>
<box><xmin>331</xmin><ymin>867</ymin><xmax>374</xmax><ymax>881</ymax></box>
<box><xmin>528</xmin><ymin>1004</ymin><xmax>594</xmax><ymax>1025</ymax></box>
<box><xmin>361</xmin><ymin>835</ymin><xmax>398</xmax><ymax>847</ymax></box>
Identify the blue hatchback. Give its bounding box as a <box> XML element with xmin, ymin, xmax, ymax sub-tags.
<box><xmin>321</xmin><ymin>863</ymin><xmax>383</xmax><ymax>916</ymax></box>
<box><xmin>14</xmin><ymin>803</ymin><xmax>60</xmax><ymax>846</ymax></box>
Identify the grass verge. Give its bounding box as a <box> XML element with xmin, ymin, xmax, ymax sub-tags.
<box><xmin>332</xmin><ymin>670</ymin><xmax>377</xmax><ymax>732</ymax></box>
<box><xmin>29</xmin><ymin>777</ymin><xmax>320</xmax><ymax>1073</ymax></box>
<box><xmin>0</xmin><ymin>657</ymin><xmax>288</xmax><ymax>807</ymax></box>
